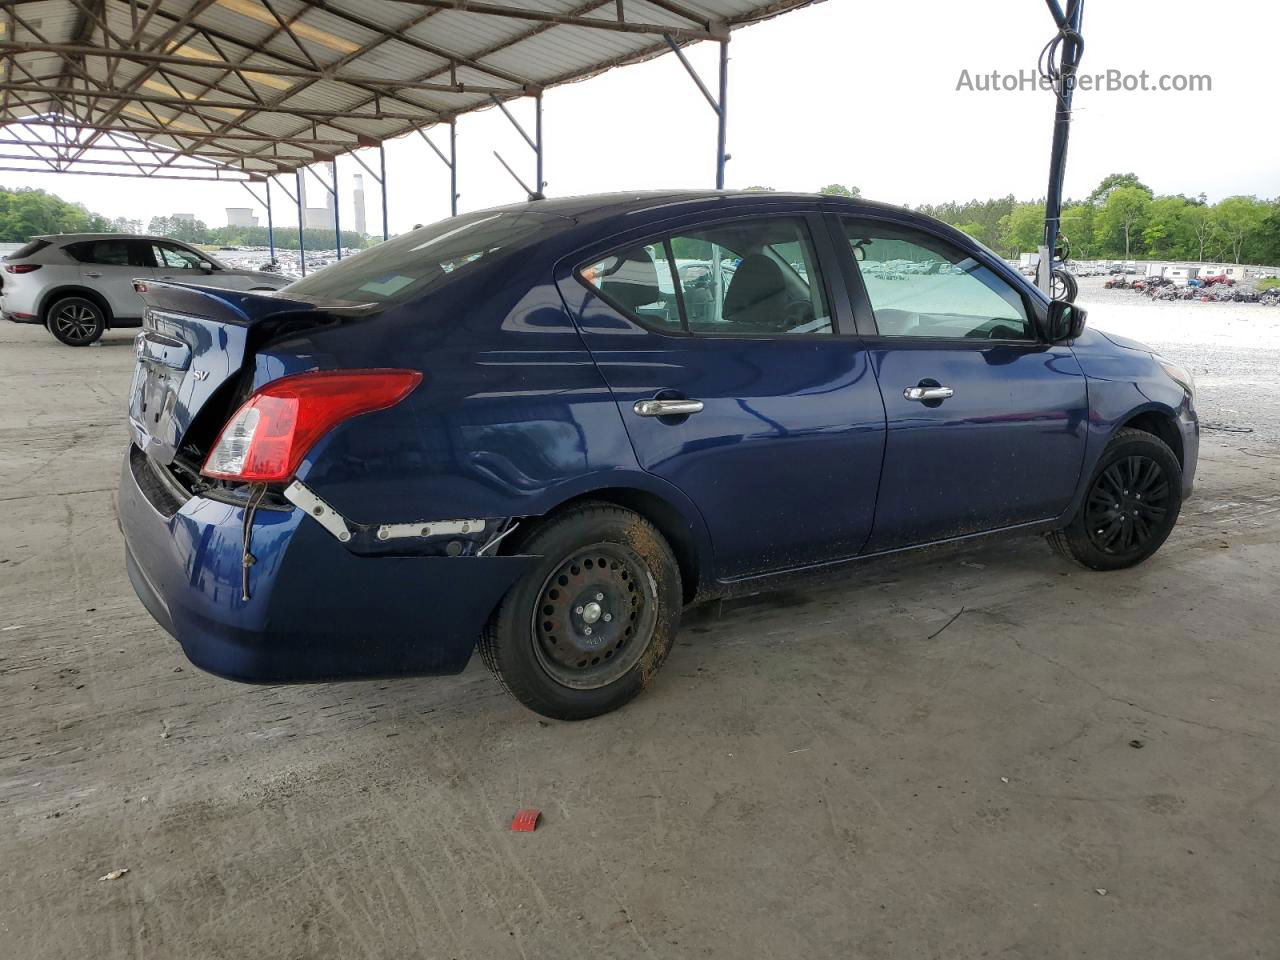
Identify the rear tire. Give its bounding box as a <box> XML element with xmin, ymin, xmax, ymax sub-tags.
<box><xmin>1049</xmin><ymin>427</ymin><xmax>1182</xmax><ymax>571</ymax></box>
<box><xmin>47</xmin><ymin>296</ymin><xmax>106</xmax><ymax>346</ymax></box>
<box><xmin>479</xmin><ymin>503</ymin><xmax>682</xmax><ymax>720</ymax></box>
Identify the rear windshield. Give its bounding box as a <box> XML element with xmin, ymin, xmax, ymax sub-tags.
<box><xmin>283</xmin><ymin>209</ymin><xmax>558</xmax><ymax>305</ymax></box>
<box><xmin>6</xmin><ymin>239</ymin><xmax>50</xmax><ymax>260</ymax></box>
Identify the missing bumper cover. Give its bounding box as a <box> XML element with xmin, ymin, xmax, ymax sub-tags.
<box><xmin>284</xmin><ymin>480</ymin><xmax>503</xmax><ymax>550</ymax></box>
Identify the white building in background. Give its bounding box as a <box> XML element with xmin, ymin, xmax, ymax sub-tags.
<box><xmin>353</xmin><ymin>174</ymin><xmax>367</xmax><ymax>236</ymax></box>
<box><xmin>301</xmin><ymin>163</ymin><xmax>338</xmax><ymax>232</ymax></box>
<box><xmin>226</xmin><ymin>207</ymin><xmax>259</xmax><ymax>228</ymax></box>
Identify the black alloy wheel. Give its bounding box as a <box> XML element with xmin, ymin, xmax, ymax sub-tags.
<box><xmin>47</xmin><ymin>297</ymin><xmax>106</xmax><ymax>346</ymax></box>
<box><xmin>1084</xmin><ymin>455</ymin><xmax>1171</xmax><ymax>555</ymax></box>
<box><xmin>1049</xmin><ymin>427</ymin><xmax>1183</xmax><ymax>571</ymax></box>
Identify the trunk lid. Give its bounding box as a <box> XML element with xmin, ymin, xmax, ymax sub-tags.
<box><xmin>127</xmin><ymin>280</ymin><xmax>365</xmax><ymax>466</ymax></box>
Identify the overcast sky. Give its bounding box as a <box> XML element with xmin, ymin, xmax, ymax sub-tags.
<box><xmin>5</xmin><ymin>0</ymin><xmax>1276</xmax><ymax>236</ymax></box>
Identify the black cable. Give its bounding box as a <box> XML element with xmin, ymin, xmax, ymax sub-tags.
<box><xmin>240</xmin><ymin>482</ymin><xmax>268</xmax><ymax>602</ymax></box>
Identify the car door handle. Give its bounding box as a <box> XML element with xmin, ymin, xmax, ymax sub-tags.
<box><xmin>633</xmin><ymin>398</ymin><xmax>704</xmax><ymax>418</ymax></box>
<box><xmin>903</xmin><ymin>385</ymin><xmax>954</xmax><ymax>402</ymax></box>
<box><xmin>84</xmin><ymin>272</ymin><xmax>102</xmax><ymax>278</ymax></box>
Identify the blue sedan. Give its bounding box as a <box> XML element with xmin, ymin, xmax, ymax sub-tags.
<box><xmin>118</xmin><ymin>192</ymin><xmax>1197</xmax><ymax>719</ymax></box>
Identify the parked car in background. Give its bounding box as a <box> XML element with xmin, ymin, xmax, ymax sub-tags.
<box><xmin>1</xmin><ymin>233</ymin><xmax>290</xmax><ymax>345</ymax></box>
<box><xmin>118</xmin><ymin>191</ymin><xmax>1198</xmax><ymax>720</ymax></box>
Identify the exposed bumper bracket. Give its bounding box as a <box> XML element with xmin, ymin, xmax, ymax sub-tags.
<box><xmin>284</xmin><ymin>481</ymin><xmax>352</xmax><ymax>543</ymax></box>
<box><xmin>284</xmin><ymin>480</ymin><xmax>496</xmax><ymax>547</ymax></box>
<box><xmin>376</xmin><ymin>518</ymin><xmax>486</xmax><ymax>541</ymax></box>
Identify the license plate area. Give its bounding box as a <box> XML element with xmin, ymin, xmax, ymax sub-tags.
<box><xmin>129</xmin><ymin>330</ymin><xmax>192</xmax><ymax>457</ymax></box>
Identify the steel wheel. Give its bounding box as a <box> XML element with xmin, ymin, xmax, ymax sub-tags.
<box><xmin>48</xmin><ymin>298</ymin><xmax>105</xmax><ymax>346</ymax></box>
<box><xmin>1084</xmin><ymin>454</ymin><xmax>1171</xmax><ymax>556</ymax></box>
<box><xmin>531</xmin><ymin>542</ymin><xmax>658</xmax><ymax>690</ymax></box>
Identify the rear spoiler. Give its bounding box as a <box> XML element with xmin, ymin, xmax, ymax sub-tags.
<box><xmin>137</xmin><ymin>279</ymin><xmax>374</xmax><ymax>327</ymax></box>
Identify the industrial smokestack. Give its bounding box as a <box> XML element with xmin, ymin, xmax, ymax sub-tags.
<box><xmin>353</xmin><ymin>173</ymin><xmax>367</xmax><ymax>236</ymax></box>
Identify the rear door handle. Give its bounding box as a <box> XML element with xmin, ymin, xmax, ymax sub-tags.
<box><xmin>84</xmin><ymin>272</ymin><xmax>102</xmax><ymax>278</ymax></box>
<box><xmin>633</xmin><ymin>398</ymin><xmax>704</xmax><ymax>418</ymax></box>
<box><xmin>903</xmin><ymin>385</ymin><xmax>954</xmax><ymax>402</ymax></box>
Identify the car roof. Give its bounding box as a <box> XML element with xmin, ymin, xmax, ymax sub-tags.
<box><xmin>36</xmin><ymin>233</ymin><xmax>190</xmax><ymax>244</ymax></box>
<box><xmin>448</xmin><ymin>190</ymin><xmax>925</xmax><ymax>261</ymax></box>
<box><xmin>479</xmin><ymin>190</ymin><xmax>910</xmax><ymax>220</ymax></box>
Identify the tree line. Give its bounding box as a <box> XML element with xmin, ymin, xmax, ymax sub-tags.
<box><xmin>0</xmin><ymin>186</ymin><xmax>369</xmax><ymax>250</ymax></box>
<box><xmin>144</xmin><ymin>215</ymin><xmax>369</xmax><ymax>251</ymax></box>
<box><xmin>754</xmin><ymin>176</ymin><xmax>1279</xmax><ymax>265</ymax></box>
<box><xmin>5</xmin><ymin>177</ymin><xmax>1277</xmax><ymax>265</ymax></box>
<box><xmin>920</xmin><ymin>174</ymin><xmax>1278</xmax><ymax>265</ymax></box>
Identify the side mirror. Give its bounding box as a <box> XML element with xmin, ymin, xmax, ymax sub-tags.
<box><xmin>1045</xmin><ymin>299</ymin><xmax>1087</xmax><ymax>342</ymax></box>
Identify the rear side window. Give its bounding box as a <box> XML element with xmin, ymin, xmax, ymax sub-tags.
<box><xmin>580</xmin><ymin>217</ymin><xmax>832</xmax><ymax>336</ymax></box>
<box><xmin>66</xmin><ymin>240</ymin><xmax>153</xmax><ymax>267</ymax></box>
<box><xmin>6</xmin><ymin>239</ymin><xmax>50</xmax><ymax>259</ymax></box>
<box><xmin>581</xmin><ymin>241</ymin><xmax>683</xmax><ymax>333</ymax></box>
<box><xmin>283</xmin><ymin>210</ymin><xmax>557</xmax><ymax>305</ymax></box>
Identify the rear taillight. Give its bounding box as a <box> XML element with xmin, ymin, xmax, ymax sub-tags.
<box><xmin>201</xmin><ymin>369</ymin><xmax>422</xmax><ymax>484</ymax></box>
<box><xmin>4</xmin><ymin>263</ymin><xmax>41</xmax><ymax>274</ymax></box>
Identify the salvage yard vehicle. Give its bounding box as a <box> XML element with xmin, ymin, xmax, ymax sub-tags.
<box><xmin>1</xmin><ymin>233</ymin><xmax>290</xmax><ymax>346</ymax></box>
<box><xmin>118</xmin><ymin>192</ymin><xmax>1199</xmax><ymax>720</ymax></box>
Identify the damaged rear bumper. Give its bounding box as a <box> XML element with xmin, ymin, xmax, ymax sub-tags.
<box><xmin>118</xmin><ymin>447</ymin><xmax>534</xmax><ymax>683</ymax></box>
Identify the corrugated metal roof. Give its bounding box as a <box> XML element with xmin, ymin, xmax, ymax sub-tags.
<box><xmin>0</xmin><ymin>0</ymin><xmax>822</xmax><ymax>181</ymax></box>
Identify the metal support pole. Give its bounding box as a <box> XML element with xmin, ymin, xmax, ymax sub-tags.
<box><xmin>331</xmin><ymin>160</ymin><xmax>342</xmax><ymax>259</ymax></box>
<box><xmin>449</xmin><ymin>121</ymin><xmax>458</xmax><ymax>216</ymax></box>
<box><xmin>716</xmin><ymin>39</ymin><xmax>728</xmax><ymax>190</ymax></box>
<box><xmin>295</xmin><ymin>168</ymin><xmax>307</xmax><ymax>277</ymax></box>
<box><xmin>266</xmin><ymin>179</ymin><xmax>275</xmax><ymax>264</ymax></box>
<box><xmin>534</xmin><ymin>92</ymin><xmax>544</xmax><ymax>194</ymax></box>
<box><xmin>490</xmin><ymin>95</ymin><xmax>544</xmax><ymax>200</ymax></box>
<box><xmin>1038</xmin><ymin>0</ymin><xmax>1084</xmax><ymax>296</ymax></box>
<box><xmin>716</xmin><ymin>41</ymin><xmax>727</xmax><ymax>189</ymax></box>
<box><xmin>665</xmin><ymin>33</ymin><xmax>729</xmax><ymax>189</ymax></box>
<box><xmin>417</xmin><ymin>124</ymin><xmax>459</xmax><ymax>217</ymax></box>
<box><xmin>379</xmin><ymin>143</ymin><xmax>389</xmax><ymax>240</ymax></box>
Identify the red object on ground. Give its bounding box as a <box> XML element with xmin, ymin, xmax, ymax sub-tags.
<box><xmin>511</xmin><ymin>809</ymin><xmax>541</xmax><ymax>832</ymax></box>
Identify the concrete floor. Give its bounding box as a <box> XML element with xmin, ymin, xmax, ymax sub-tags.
<box><xmin>2</xmin><ymin>315</ymin><xmax>1279</xmax><ymax>960</ymax></box>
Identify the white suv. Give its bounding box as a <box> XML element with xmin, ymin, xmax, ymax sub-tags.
<box><xmin>1</xmin><ymin>233</ymin><xmax>290</xmax><ymax>345</ymax></box>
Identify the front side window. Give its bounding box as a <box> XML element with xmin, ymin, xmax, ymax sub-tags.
<box><xmin>153</xmin><ymin>243</ymin><xmax>211</xmax><ymax>270</ymax></box>
<box><xmin>580</xmin><ymin>217</ymin><xmax>832</xmax><ymax>336</ymax></box>
<box><xmin>843</xmin><ymin>220</ymin><xmax>1031</xmax><ymax>340</ymax></box>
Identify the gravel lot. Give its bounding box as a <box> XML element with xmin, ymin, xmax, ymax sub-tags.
<box><xmin>2</xmin><ymin>292</ymin><xmax>1279</xmax><ymax>960</ymax></box>
<box><xmin>1077</xmin><ymin>275</ymin><xmax>1280</xmax><ymax>443</ymax></box>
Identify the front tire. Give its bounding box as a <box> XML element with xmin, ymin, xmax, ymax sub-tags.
<box><xmin>1049</xmin><ymin>427</ymin><xmax>1182</xmax><ymax>570</ymax></box>
<box><xmin>47</xmin><ymin>296</ymin><xmax>106</xmax><ymax>346</ymax></box>
<box><xmin>479</xmin><ymin>503</ymin><xmax>682</xmax><ymax>720</ymax></box>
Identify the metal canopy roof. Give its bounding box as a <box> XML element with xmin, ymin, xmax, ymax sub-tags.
<box><xmin>0</xmin><ymin>0</ymin><xmax>819</xmax><ymax>181</ymax></box>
